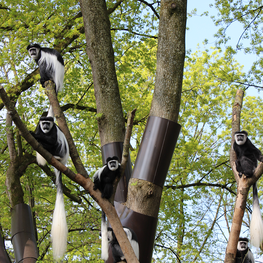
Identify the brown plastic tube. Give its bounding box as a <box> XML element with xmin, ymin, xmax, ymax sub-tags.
<box><xmin>0</xmin><ymin>231</ymin><xmax>10</xmax><ymax>263</ymax></box>
<box><xmin>11</xmin><ymin>204</ymin><xmax>38</xmax><ymax>263</ymax></box>
<box><xmin>132</xmin><ymin>116</ymin><xmax>181</xmax><ymax>187</ymax></box>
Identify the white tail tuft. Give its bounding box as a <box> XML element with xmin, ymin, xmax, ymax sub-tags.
<box><xmin>131</xmin><ymin>239</ymin><xmax>140</xmax><ymax>259</ymax></box>
<box><xmin>250</xmin><ymin>203</ymin><xmax>263</xmax><ymax>247</ymax></box>
<box><xmin>36</xmin><ymin>152</ymin><xmax>47</xmax><ymax>166</ymax></box>
<box><xmin>101</xmin><ymin>216</ymin><xmax>109</xmax><ymax>260</ymax></box>
<box><xmin>47</xmin><ymin>105</ymin><xmax>54</xmax><ymax>118</ymax></box>
<box><xmin>51</xmin><ymin>170</ymin><xmax>68</xmax><ymax>260</ymax></box>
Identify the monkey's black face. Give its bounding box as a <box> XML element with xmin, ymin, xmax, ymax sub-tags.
<box><xmin>40</xmin><ymin>120</ymin><xmax>54</xmax><ymax>134</ymax></box>
<box><xmin>235</xmin><ymin>133</ymin><xmax>247</xmax><ymax>146</ymax></box>
<box><xmin>237</xmin><ymin>241</ymin><xmax>248</xmax><ymax>251</ymax></box>
<box><xmin>107</xmin><ymin>159</ymin><xmax>119</xmax><ymax>171</ymax></box>
<box><xmin>28</xmin><ymin>47</ymin><xmax>40</xmax><ymax>60</ymax></box>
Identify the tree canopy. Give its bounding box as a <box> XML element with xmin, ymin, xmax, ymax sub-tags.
<box><xmin>1</xmin><ymin>0</ymin><xmax>263</xmax><ymax>262</ymax></box>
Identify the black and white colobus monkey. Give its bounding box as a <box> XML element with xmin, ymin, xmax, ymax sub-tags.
<box><xmin>107</xmin><ymin>226</ymin><xmax>139</xmax><ymax>263</ymax></box>
<box><xmin>27</xmin><ymin>44</ymin><xmax>64</xmax><ymax>93</ymax></box>
<box><xmin>93</xmin><ymin>156</ymin><xmax>121</xmax><ymax>260</ymax></box>
<box><xmin>31</xmin><ymin>116</ymin><xmax>69</xmax><ymax>260</ymax></box>
<box><xmin>236</xmin><ymin>237</ymin><xmax>254</xmax><ymax>263</ymax></box>
<box><xmin>27</xmin><ymin>44</ymin><xmax>65</xmax><ymax>117</ymax></box>
<box><xmin>233</xmin><ymin>131</ymin><xmax>263</xmax><ymax>178</ymax></box>
<box><xmin>233</xmin><ymin>131</ymin><xmax>263</xmax><ymax>247</ymax></box>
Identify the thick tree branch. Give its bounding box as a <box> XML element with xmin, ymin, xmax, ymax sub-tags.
<box><xmin>6</xmin><ymin>110</ymin><xmax>17</xmax><ymax>161</ymax></box>
<box><xmin>45</xmin><ymin>80</ymin><xmax>88</xmax><ymax>178</ymax></box>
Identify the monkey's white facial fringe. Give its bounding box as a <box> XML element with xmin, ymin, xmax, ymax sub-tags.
<box><xmin>234</xmin><ymin>134</ymin><xmax>247</xmax><ymax>146</ymax></box>
<box><xmin>39</xmin><ymin>50</ymin><xmax>64</xmax><ymax>93</ymax></box>
<box><xmin>250</xmin><ymin>202</ymin><xmax>263</xmax><ymax>247</ymax></box>
<box><xmin>51</xmin><ymin>170</ymin><xmax>68</xmax><ymax>260</ymax></box>
<box><xmin>101</xmin><ymin>219</ymin><xmax>109</xmax><ymax>260</ymax></box>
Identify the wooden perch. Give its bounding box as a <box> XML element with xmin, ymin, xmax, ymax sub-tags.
<box><xmin>120</xmin><ymin>109</ymin><xmax>137</xmax><ymax>177</ymax></box>
<box><xmin>109</xmin><ymin>109</ymin><xmax>137</xmax><ymax>204</ymax></box>
<box><xmin>0</xmin><ymin>85</ymin><xmax>139</xmax><ymax>263</ymax></box>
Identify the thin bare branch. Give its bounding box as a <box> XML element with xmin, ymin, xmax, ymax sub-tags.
<box><xmin>138</xmin><ymin>0</ymin><xmax>160</xmax><ymax>19</ymax></box>
<box><xmin>110</xmin><ymin>109</ymin><xmax>137</xmax><ymax>203</ymax></box>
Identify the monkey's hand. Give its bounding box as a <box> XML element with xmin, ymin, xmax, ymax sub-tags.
<box><xmin>259</xmin><ymin>156</ymin><xmax>263</xmax><ymax>162</ymax></box>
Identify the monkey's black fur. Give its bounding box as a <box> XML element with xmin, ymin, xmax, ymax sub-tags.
<box><xmin>93</xmin><ymin>156</ymin><xmax>121</xmax><ymax>260</ymax></box>
<box><xmin>30</xmin><ymin>116</ymin><xmax>69</xmax><ymax>259</ymax></box>
<box><xmin>30</xmin><ymin>116</ymin><xmax>67</xmax><ymax>159</ymax></box>
<box><xmin>93</xmin><ymin>156</ymin><xmax>120</xmax><ymax>199</ymax></box>
<box><xmin>233</xmin><ymin>131</ymin><xmax>263</xmax><ymax>178</ymax></box>
<box><xmin>107</xmin><ymin>226</ymin><xmax>139</xmax><ymax>263</ymax></box>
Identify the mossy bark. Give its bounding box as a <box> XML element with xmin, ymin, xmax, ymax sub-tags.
<box><xmin>80</xmin><ymin>0</ymin><xmax>125</xmax><ymax>147</ymax></box>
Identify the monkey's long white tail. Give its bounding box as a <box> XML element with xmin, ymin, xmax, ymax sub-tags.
<box><xmin>36</xmin><ymin>152</ymin><xmax>47</xmax><ymax>166</ymax></box>
<box><xmin>51</xmin><ymin>169</ymin><xmax>68</xmax><ymax>260</ymax></box>
<box><xmin>250</xmin><ymin>183</ymin><xmax>263</xmax><ymax>247</ymax></box>
<box><xmin>47</xmin><ymin>105</ymin><xmax>54</xmax><ymax>118</ymax></box>
<box><xmin>101</xmin><ymin>211</ymin><xmax>109</xmax><ymax>260</ymax></box>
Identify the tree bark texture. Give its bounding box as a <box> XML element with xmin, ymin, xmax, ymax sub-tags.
<box><xmin>80</xmin><ymin>0</ymin><xmax>186</xmax><ymax>262</ymax></box>
<box><xmin>80</xmin><ymin>0</ymin><xmax>125</xmax><ymax>147</ymax></box>
<box><xmin>150</xmin><ymin>0</ymin><xmax>187</xmax><ymax>122</ymax></box>
<box><xmin>5</xmin><ymin>112</ymin><xmax>24</xmax><ymax>207</ymax></box>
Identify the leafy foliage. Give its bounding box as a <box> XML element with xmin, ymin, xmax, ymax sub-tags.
<box><xmin>1</xmin><ymin>0</ymin><xmax>263</xmax><ymax>262</ymax></box>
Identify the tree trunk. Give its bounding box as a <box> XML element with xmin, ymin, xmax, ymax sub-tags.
<box><xmin>5</xmin><ymin>112</ymin><xmax>39</xmax><ymax>262</ymax></box>
<box><xmin>80</xmin><ymin>0</ymin><xmax>186</xmax><ymax>262</ymax></box>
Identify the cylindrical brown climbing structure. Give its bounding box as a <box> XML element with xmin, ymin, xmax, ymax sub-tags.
<box><xmin>132</xmin><ymin>116</ymin><xmax>181</xmax><ymax>187</ymax></box>
<box><xmin>106</xmin><ymin>116</ymin><xmax>181</xmax><ymax>263</ymax></box>
<box><xmin>0</xmin><ymin>230</ymin><xmax>10</xmax><ymax>263</ymax></box>
<box><xmin>11</xmin><ymin>204</ymin><xmax>38</xmax><ymax>263</ymax></box>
